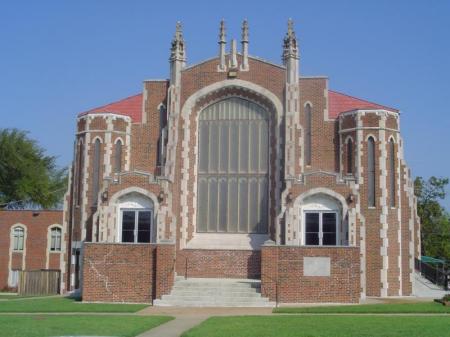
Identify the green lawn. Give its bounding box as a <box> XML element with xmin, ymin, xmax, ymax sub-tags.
<box><xmin>182</xmin><ymin>315</ymin><xmax>450</xmax><ymax>337</ymax></box>
<box><xmin>0</xmin><ymin>315</ymin><xmax>172</xmax><ymax>337</ymax></box>
<box><xmin>0</xmin><ymin>296</ymin><xmax>148</xmax><ymax>313</ymax></box>
<box><xmin>0</xmin><ymin>295</ymin><xmax>32</xmax><ymax>300</ymax></box>
<box><xmin>273</xmin><ymin>301</ymin><xmax>450</xmax><ymax>314</ymax></box>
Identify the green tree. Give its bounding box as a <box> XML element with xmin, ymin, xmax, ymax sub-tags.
<box><xmin>414</xmin><ymin>176</ymin><xmax>450</xmax><ymax>261</ymax></box>
<box><xmin>0</xmin><ymin>128</ymin><xmax>67</xmax><ymax>209</ymax></box>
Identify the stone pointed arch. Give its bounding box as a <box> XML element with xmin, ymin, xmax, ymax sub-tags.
<box><xmin>293</xmin><ymin>188</ymin><xmax>348</xmax><ymax>216</ymax></box>
<box><xmin>283</xmin><ymin>188</ymin><xmax>350</xmax><ymax>246</ymax></box>
<box><xmin>109</xmin><ymin>187</ymin><xmax>160</xmax><ymax>243</ymax></box>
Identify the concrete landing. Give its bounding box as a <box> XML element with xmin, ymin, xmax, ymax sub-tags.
<box><xmin>414</xmin><ymin>272</ymin><xmax>448</xmax><ymax>298</ymax></box>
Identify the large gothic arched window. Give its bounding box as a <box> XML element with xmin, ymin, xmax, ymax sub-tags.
<box><xmin>197</xmin><ymin>97</ymin><xmax>269</xmax><ymax>233</ymax></box>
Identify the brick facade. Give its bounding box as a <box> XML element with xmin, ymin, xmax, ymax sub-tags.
<box><xmin>0</xmin><ymin>210</ymin><xmax>64</xmax><ymax>291</ymax></box>
<box><xmin>62</xmin><ymin>21</ymin><xmax>420</xmax><ymax>303</ymax></box>
<box><xmin>175</xmin><ymin>249</ymin><xmax>261</xmax><ymax>279</ymax></box>
<box><xmin>82</xmin><ymin>243</ymin><xmax>174</xmax><ymax>303</ymax></box>
<box><xmin>261</xmin><ymin>245</ymin><xmax>360</xmax><ymax>303</ymax></box>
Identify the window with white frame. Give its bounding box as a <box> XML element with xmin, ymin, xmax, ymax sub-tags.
<box><xmin>197</xmin><ymin>97</ymin><xmax>269</xmax><ymax>233</ymax></box>
<box><xmin>121</xmin><ymin>209</ymin><xmax>153</xmax><ymax>243</ymax></box>
<box><xmin>304</xmin><ymin>211</ymin><xmax>337</xmax><ymax>246</ymax></box>
<box><xmin>50</xmin><ymin>227</ymin><xmax>62</xmax><ymax>251</ymax></box>
<box><xmin>12</xmin><ymin>226</ymin><xmax>25</xmax><ymax>251</ymax></box>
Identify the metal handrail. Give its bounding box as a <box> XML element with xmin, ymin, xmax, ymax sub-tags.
<box><xmin>415</xmin><ymin>258</ymin><xmax>449</xmax><ymax>291</ymax></box>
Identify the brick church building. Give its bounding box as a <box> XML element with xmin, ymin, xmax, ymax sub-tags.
<box><xmin>63</xmin><ymin>20</ymin><xmax>420</xmax><ymax>304</ymax></box>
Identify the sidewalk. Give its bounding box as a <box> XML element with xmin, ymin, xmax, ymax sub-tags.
<box><xmin>135</xmin><ymin>307</ymin><xmax>273</xmax><ymax>337</ymax></box>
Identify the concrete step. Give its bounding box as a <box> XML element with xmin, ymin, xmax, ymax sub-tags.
<box><xmin>166</xmin><ymin>291</ymin><xmax>263</xmax><ymax>298</ymax></box>
<box><xmin>161</xmin><ymin>294</ymin><xmax>270</xmax><ymax>301</ymax></box>
<box><xmin>171</xmin><ymin>285</ymin><xmax>260</xmax><ymax>291</ymax></box>
<box><xmin>153</xmin><ymin>299</ymin><xmax>275</xmax><ymax>307</ymax></box>
<box><xmin>154</xmin><ymin>277</ymin><xmax>274</xmax><ymax>308</ymax></box>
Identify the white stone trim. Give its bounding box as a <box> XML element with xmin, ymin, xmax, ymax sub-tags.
<box><xmin>78</xmin><ymin>113</ymin><xmax>132</xmax><ymax>122</ymax></box>
<box><xmin>378</xmin><ymin>115</ymin><xmax>389</xmax><ymax>297</ymax></box>
<box><xmin>339</xmin><ymin>109</ymin><xmax>400</xmax><ymax>118</ymax></box>
<box><xmin>113</xmin><ymin>137</ymin><xmax>124</xmax><ymax>145</ymax></box>
<box><xmin>80</xmin><ymin>118</ymin><xmax>92</xmax><ymax>241</ymax></box>
<box><xmin>339</xmin><ymin>127</ymin><xmax>399</xmax><ymax>134</ymax></box>
<box><xmin>356</xmin><ymin>113</ymin><xmax>367</xmax><ymax>298</ymax></box>
<box><xmin>323</xmin><ymin>81</ymin><xmax>332</xmax><ymax>121</ymax></box>
<box><xmin>103</xmin><ymin>117</ymin><xmax>113</xmax><ymax>178</ymax></box>
<box><xmin>396</xmin><ymin>131</ymin><xmax>403</xmax><ymax>295</ymax></box>
<box><xmin>142</xmin><ymin>83</ymin><xmax>148</xmax><ymax>124</ymax></box>
<box><xmin>365</xmin><ymin>134</ymin><xmax>378</xmax><ymax>142</ymax></box>
<box><xmin>91</xmin><ymin>136</ymin><xmax>103</xmax><ymax>144</ymax></box>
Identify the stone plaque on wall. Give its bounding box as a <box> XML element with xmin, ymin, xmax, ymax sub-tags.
<box><xmin>303</xmin><ymin>257</ymin><xmax>331</xmax><ymax>276</ymax></box>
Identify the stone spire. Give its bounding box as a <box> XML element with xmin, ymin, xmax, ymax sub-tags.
<box><xmin>218</xmin><ymin>20</ymin><xmax>227</xmax><ymax>71</ymax></box>
<box><xmin>170</xmin><ymin>21</ymin><xmax>186</xmax><ymax>86</ymax></box>
<box><xmin>170</xmin><ymin>21</ymin><xmax>186</xmax><ymax>62</ymax></box>
<box><xmin>240</xmin><ymin>19</ymin><xmax>249</xmax><ymax>71</ymax></box>
<box><xmin>282</xmin><ymin>18</ymin><xmax>299</xmax><ymax>84</ymax></box>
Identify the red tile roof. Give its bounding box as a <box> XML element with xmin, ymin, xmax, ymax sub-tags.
<box><xmin>328</xmin><ymin>90</ymin><xmax>398</xmax><ymax>118</ymax></box>
<box><xmin>78</xmin><ymin>89</ymin><xmax>397</xmax><ymax>123</ymax></box>
<box><xmin>78</xmin><ymin>93</ymin><xmax>143</xmax><ymax>122</ymax></box>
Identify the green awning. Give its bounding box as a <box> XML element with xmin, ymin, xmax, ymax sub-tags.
<box><xmin>421</xmin><ymin>256</ymin><xmax>446</xmax><ymax>264</ymax></box>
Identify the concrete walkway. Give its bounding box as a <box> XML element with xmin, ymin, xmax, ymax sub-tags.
<box><xmin>136</xmin><ymin>315</ymin><xmax>208</xmax><ymax>337</ymax></box>
<box><xmin>135</xmin><ymin>307</ymin><xmax>274</xmax><ymax>337</ymax></box>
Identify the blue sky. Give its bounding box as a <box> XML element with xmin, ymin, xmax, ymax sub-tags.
<box><xmin>1</xmin><ymin>0</ymin><xmax>449</xmax><ymax>207</ymax></box>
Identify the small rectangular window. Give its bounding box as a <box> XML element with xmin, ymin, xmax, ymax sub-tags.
<box><xmin>304</xmin><ymin>212</ymin><xmax>338</xmax><ymax>246</ymax></box>
<box><xmin>121</xmin><ymin>210</ymin><xmax>153</xmax><ymax>243</ymax></box>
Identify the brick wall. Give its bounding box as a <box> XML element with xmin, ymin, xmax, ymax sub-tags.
<box><xmin>176</xmin><ymin>249</ymin><xmax>261</xmax><ymax>279</ymax></box>
<box><xmin>82</xmin><ymin>242</ymin><xmax>175</xmax><ymax>303</ymax></box>
<box><xmin>261</xmin><ymin>245</ymin><xmax>360</xmax><ymax>303</ymax></box>
<box><xmin>0</xmin><ymin>210</ymin><xmax>64</xmax><ymax>291</ymax></box>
